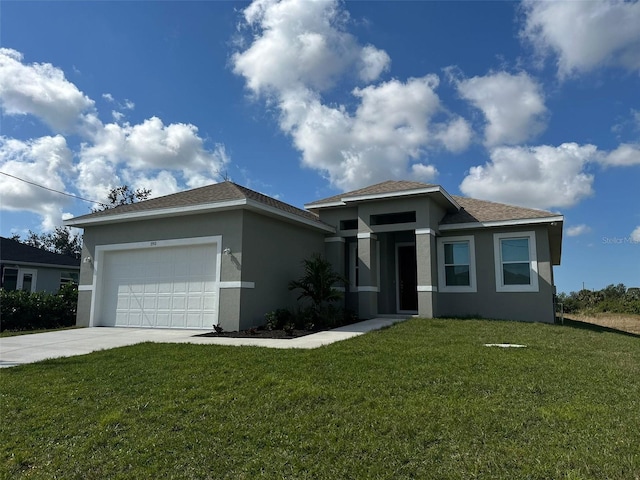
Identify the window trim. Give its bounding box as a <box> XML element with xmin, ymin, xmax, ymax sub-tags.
<box><xmin>437</xmin><ymin>235</ymin><xmax>477</xmax><ymax>293</ymax></box>
<box><xmin>493</xmin><ymin>231</ymin><xmax>539</xmax><ymax>293</ymax></box>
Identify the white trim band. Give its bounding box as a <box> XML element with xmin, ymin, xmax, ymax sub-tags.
<box><xmin>357</xmin><ymin>232</ymin><xmax>377</xmax><ymax>239</ymax></box>
<box><xmin>219</xmin><ymin>281</ymin><xmax>255</xmax><ymax>289</ymax></box>
<box><xmin>415</xmin><ymin>228</ymin><xmax>436</xmax><ymax>236</ymax></box>
<box><xmin>356</xmin><ymin>286</ymin><xmax>380</xmax><ymax>292</ymax></box>
<box><xmin>78</xmin><ymin>285</ymin><xmax>93</xmax><ymax>292</ymax></box>
<box><xmin>417</xmin><ymin>285</ymin><xmax>438</xmax><ymax>292</ymax></box>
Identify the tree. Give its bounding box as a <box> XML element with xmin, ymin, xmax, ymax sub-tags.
<box><xmin>12</xmin><ymin>227</ymin><xmax>82</xmax><ymax>259</ymax></box>
<box><xmin>288</xmin><ymin>253</ymin><xmax>347</xmax><ymax>319</ymax></box>
<box><xmin>92</xmin><ymin>185</ymin><xmax>151</xmax><ymax>212</ymax></box>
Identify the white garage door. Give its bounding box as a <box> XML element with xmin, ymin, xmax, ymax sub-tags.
<box><xmin>99</xmin><ymin>243</ymin><xmax>218</xmax><ymax>328</ymax></box>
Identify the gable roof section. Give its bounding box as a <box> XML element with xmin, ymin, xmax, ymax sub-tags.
<box><xmin>0</xmin><ymin>237</ymin><xmax>80</xmax><ymax>268</ymax></box>
<box><xmin>65</xmin><ymin>181</ymin><xmax>333</xmax><ymax>232</ymax></box>
<box><xmin>305</xmin><ymin>180</ymin><xmax>459</xmax><ymax>210</ymax></box>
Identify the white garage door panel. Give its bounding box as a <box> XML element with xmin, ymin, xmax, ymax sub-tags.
<box><xmin>100</xmin><ymin>243</ymin><xmax>217</xmax><ymax>328</ymax></box>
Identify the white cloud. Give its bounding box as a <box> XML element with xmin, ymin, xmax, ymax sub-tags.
<box><xmin>601</xmin><ymin>143</ymin><xmax>640</xmax><ymax>167</ymax></box>
<box><xmin>77</xmin><ymin>117</ymin><xmax>229</xmax><ymax>199</ymax></box>
<box><xmin>521</xmin><ymin>0</ymin><xmax>640</xmax><ymax>77</ymax></box>
<box><xmin>359</xmin><ymin>45</ymin><xmax>391</xmax><ymax>82</ymax></box>
<box><xmin>411</xmin><ymin>163</ymin><xmax>438</xmax><ymax>182</ymax></box>
<box><xmin>233</xmin><ymin>0</ymin><xmax>387</xmax><ymax>95</ymax></box>
<box><xmin>0</xmin><ymin>49</ymin><xmax>230</xmax><ymax>229</ymax></box>
<box><xmin>460</xmin><ymin>143</ymin><xmax>598</xmax><ymax>209</ymax></box>
<box><xmin>0</xmin><ymin>135</ymin><xmax>74</xmax><ymax>230</ymax></box>
<box><xmin>631</xmin><ymin>226</ymin><xmax>640</xmax><ymax>243</ymax></box>
<box><xmin>456</xmin><ymin>71</ymin><xmax>547</xmax><ymax>147</ymax></box>
<box><xmin>567</xmin><ymin>224</ymin><xmax>591</xmax><ymax>237</ymax></box>
<box><xmin>0</xmin><ymin>48</ymin><xmax>95</xmax><ymax>133</ymax></box>
<box><xmin>233</xmin><ymin>0</ymin><xmax>470</xmax><ymax>190</ymax></box>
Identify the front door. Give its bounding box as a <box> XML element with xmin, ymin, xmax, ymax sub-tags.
<box><xmin>397</xmin><ymin>244</ymin><xmax>418</xmax><ymax>312</ymax></box>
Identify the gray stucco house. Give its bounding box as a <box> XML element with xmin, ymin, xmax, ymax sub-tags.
<box><xmin>65</xmin><ymin>180</ymin><xmax>563</xmax><ymax>330</ymax></box>
<box><xmin>0</xmin><ymin>237</ymin><xmax>80</xmax><ymax>293</ymax></box>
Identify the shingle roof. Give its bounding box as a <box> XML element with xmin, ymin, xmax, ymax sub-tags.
<box><xmin>0</xmin><ymin>237</ymin><xmax>80</xmax><ymax>267</ymax></box>
<box><xmin>442</xmin><ymin>196</ymin><xmax>559</xmax><ymax>225</ymax></box>
<box><xmin>69</xmin><ymin>181</ymin><xmax>323</xmax><ymax>225</ymax></box>
<box><xmin>306</xmin><ymin>180</ymin><xmax>438</xmax><ymax>207</ymax></box>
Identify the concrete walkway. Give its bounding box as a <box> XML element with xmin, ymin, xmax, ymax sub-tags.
<box><xmin>0</xmin><ymin>317</ymin><xmax>408</xmax><ymax>368</ymax></box>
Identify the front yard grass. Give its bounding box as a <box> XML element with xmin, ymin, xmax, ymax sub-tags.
<box><xmin>2</xmin><ymin>318</ymin><xmax>639</xmax><ymax>479</ymax></box>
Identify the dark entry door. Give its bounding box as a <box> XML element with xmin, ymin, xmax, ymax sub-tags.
<box><xmin>397</xmin><ymin>244</ymin><xmax>418</xmax><ymax>312</ymax></box>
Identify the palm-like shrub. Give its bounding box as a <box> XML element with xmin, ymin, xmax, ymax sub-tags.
<box><xmin>288</xmin><ymin>253</ymin><xmax>347</xmax><ymax>322</ymax></box>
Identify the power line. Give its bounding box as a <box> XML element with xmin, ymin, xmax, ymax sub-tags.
<box><xmin>0</xmin><ymin>171</ymin><xmax>107</xmax><ymax>207</ymax></box>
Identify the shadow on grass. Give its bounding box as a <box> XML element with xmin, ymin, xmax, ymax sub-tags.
<box><xmin>560</xmin><ymin>317</ymin><xmax>640</xmax><ymax>339</ymax></box>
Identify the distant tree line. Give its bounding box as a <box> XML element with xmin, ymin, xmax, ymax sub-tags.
<box><xmin>10</xmin><ymin>227</ymin><xmax>82</xmax><ymax>259</ymax></box>
<box><xmin>557</xmin><ymin>284</ymin><xmax>640</xmax><ymax>315</ymax></box>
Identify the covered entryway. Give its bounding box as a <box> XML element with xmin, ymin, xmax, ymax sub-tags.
<box><xmin>96</xmin><ymin>239</ymin><xmax>219</xmax><ymax>328</ymax></box>
<box><xmin>396</xmin><ymin>243</ymin><xmax>418</xmax><ymax>313</ymax></box>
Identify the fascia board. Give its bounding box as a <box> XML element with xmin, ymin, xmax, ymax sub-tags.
<box><xmin>304</xmin><ymin>186</ymin><xmax>461</xmax><ymax>211</ymax></box>
<box><xmin>0</xmin><ymin>260</ymin><xmax>80</xmax><ymax>270</ymax></box>
<box><xmin>303</xmin><ymin>200</ymin><xmax>346</xmax><ymax>209</ymax></box>
<box><xmin>63</xmin><ymin>199</ymin><xmax>249</xmax><ymax>227</ymax></box>
<box><xmin>64</xmin><ymin>198</ymin><xmax>335</xmax><ymax>233</ymax></box>
<box><xmin>439</xmin><ymin>215</ymin><xmax>564</xmax><ymax>231</ymax></box>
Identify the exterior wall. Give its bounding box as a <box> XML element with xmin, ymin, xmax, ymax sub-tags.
<box><xmin>2</xmin><ymin>264</ymin><xmax>79</xmax><ymax>293</ymax></box>
<box><xmin>317</xmin><ymin>196</ymin><xmax>446</xmax><ymax>318</ymax></box>
<box><xmin>435</xmin><ymin>225</ymin><xmax>556</xmax><ymax>323</ymax></box>
<box><xmin>77</xmin><ymin>210</ymin><xmax>244</xmax><ymax>330</ymax></box>
<box><xmin>239</xmin><ymin>211</ymin><xmax>326</xmax><ymax>329</ymax></box>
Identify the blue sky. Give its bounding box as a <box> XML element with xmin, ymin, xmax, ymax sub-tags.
<box><xmin>1</xmin><ymin>0</ymin><xmax>638</xmax><ymax>293</ymax></box>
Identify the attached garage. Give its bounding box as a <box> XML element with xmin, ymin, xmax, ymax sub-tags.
<box><xmin>94</xmin><ymin>238</ymin><xmax>220</xmax><ymax>329</ymax></box>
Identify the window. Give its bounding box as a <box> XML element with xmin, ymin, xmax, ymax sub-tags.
<box><xmin>494</xmin><ymin>231</ymin><xmax>538</xmax><ymax>292</ymax></box>
<box><xmin>340</xmin><ymin>219</ymin><xmax>358</xmax><ymax>231</ymax></box>
<box><xmin>60</xmin><ymin>271</ymin><xmax>79</xmax><ymax>290</ymax></box>
<box><xmin>370</xmin><ymin>211</ymin><xmax>416</xmax><ymax>226</ymax></box>
<box><xmin>437</xmin><ymin>236</ymin><xmax>476</xmax><ymax>293</ymax></box>
<box><xmin>2</xmin><ymin>267</ymin><xmax>18</xmax><ymax>291</ymax></box>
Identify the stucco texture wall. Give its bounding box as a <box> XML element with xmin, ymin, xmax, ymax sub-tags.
<box><xmin>435</xmin><ymin>226</ymin><xmax>555</xmax><ymax>323</ymax></box>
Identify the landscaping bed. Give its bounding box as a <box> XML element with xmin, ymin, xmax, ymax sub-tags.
<box><xmin>196</xmin><ymin>326</ymin><xmax>323</xmax><ymax>339</ymax></box>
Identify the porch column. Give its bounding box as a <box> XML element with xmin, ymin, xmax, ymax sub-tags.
<box><xmin>324</xmin><ymin>236</ymin><xmax>346</xmax><ymax>309</ymax></box>
<box><xmin>415</xmin><ymin>228</ymin><xmax>437</xmax><ymax>318</ymax></box>
<box><xmin>357</xmin><ymin>232</ymin><xmax>378</xmax><ymax>319</ymax></box>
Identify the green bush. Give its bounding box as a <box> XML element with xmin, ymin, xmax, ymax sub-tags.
<box><xmin>0</xmin><ymin>284</ymin><xmax>78</xmax><ymax>332</ymax></box>
<box><xmin>557</xmin><ymin>284</ymin><xmax>640</xmax><ymax>315</ymax></box>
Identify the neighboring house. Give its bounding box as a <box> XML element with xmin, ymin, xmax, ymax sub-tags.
<box><xmin>0</xmin><ymin>237</ymin><xmax>80</xmax><ymax>293</ymax></box>
<box><xmin>65</xmin><ymin>180</ymin><xmax>563</xmax><ymax>330</ymax></box>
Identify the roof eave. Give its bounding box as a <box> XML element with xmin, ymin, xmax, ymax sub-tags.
<box><xmin>64</xmin><ymin>199</ymin><xmax>335</xmax><ymax>233</ymax></box>
<box><xmin>0</xmin><ymin>260</ymin><xmax>80</xmax><ymax>269</ymax></box>
<box><xmin>439</xmin><ymin>215</ymin><xmax>564</xmax><ymax>231</ymax></box>
<box><xmin>304</xmin><ymin>186</ymin><xmax>461</xmax><ymax>211</ymax></box>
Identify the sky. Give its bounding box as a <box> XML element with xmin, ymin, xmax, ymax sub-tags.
<box><xmin>0</xmin><ymin>0</ymin><xmax>638</xmax><ymax>294</ymax></box>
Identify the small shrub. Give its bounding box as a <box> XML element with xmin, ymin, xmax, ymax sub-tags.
<box><xmin>264</xmin><ymin>308</ymin><xmax>293</xmax><ymax>331</ymax></box>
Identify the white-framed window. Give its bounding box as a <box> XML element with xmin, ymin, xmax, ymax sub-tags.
<box><xmin>437</xmin><ymin>235</ymin><xmax>477</xmax><ymax>293</ymax></box>
<box><xmin>493</xmin><ymin>231</ymin><xmax>539</xmax><ymax>292</ymax></box>
<box><xmin>59</xmin><ymin>271</ymin><xmax>79</xmax><ymax>290</ymax></box>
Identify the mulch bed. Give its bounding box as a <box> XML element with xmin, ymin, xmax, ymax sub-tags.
<box><xmin>194</xmin><ymin>327</ymin><xmax>322</xmax><ymax>339</ymax></box>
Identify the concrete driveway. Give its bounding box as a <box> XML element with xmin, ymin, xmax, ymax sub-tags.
<box><xmin>0</xmin><ymin>317</ymin><xmax>407</xmax><ymax>368</ymax></box>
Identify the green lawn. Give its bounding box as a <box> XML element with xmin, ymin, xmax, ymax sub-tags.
<box><xmin>2</xmin><ymin>318</ymin><xmax>639</xmax><ymax>479</ymax></box>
